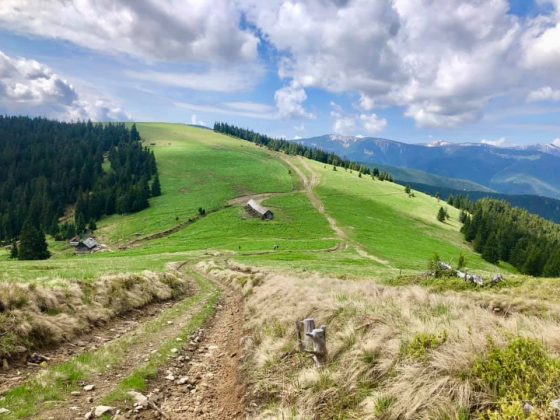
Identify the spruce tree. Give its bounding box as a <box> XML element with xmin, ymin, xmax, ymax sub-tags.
<box><xmin>543</xmin><ymin>250</ymin><xmax>560</xmax><ymax>277</ymax></box>
<box><xmin>18</xmin><ymin>221</ymin><xmax>50</xmax><ymax>260</ymax></box>
<box><xmin>9</xmin><ymin>240</ymin><xmax>18</xmax><ymax>259</ymax></box>
<box><xmin>151</xmin><ymin>174</ymin><xmax>162</xmax><ymax>197</ymax></box>
<box><xmin>481</xmin><ymin>234</ymin><xmax>500</xmax><ymax>264</ymax></box>
<box><xmin>437</xmin><ymin>207</ymin><xmax>446</xmax><ymax>222</ymax></box>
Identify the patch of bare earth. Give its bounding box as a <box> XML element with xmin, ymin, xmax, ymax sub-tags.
<box><xmin>130</xmin><ymin>284</ymin><xmax>246</xmax><ymax>419</ymax></box>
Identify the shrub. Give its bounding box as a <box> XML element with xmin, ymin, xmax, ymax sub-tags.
<box><xmin>402</xmin><ymin>331</ymin><xmax>448</xmax><ymax>359</ymax></box>
<box><xmin>472</xmin><ymin>337</ymin><xmax>560</xmax><ymax>417</ymax></box>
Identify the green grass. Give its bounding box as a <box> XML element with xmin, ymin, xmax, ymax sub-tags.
<box><xmin>97</xmin><ymin>123</ymin><xmax>295</xmax><ymax>246</ymax></box>
<box><xmin>312</xmin><ymin>161</ymin><xmax>506</xmax><ymax>272</ymax></box>
<box><xmin>121</xmin><ymin>192</ymin><xmax>337</xmax><ymax>255</ymax></box>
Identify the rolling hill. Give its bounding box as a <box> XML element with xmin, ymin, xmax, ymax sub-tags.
<box><xmin>2</xmin><ymin>123</ymin><xmax>560</xmax><ymax>419</ymax></box>
<box><xmin>296</xmin><ymin>134</ymin><xmax>560</xmax><ymax>198</ymax></box>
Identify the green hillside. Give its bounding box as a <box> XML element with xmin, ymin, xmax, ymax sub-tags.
<box><xmin>1</xmin><ymin>123</ymin><xmax>509</xmax><ymax>280</ymax></box>
<box><xmin>2</xmin><ymin>123</ymin><xmax>539</xmax><ymax>419</ymax></box>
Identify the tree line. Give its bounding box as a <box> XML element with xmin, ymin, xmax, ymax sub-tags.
<box><xmin>213</xmin><ymin>122</ymin><xmax>393</xmax><ymax>179</ymax></box>
<box><xmin>0</xmin><ymin>116</ymin><xmax>160</xmax><ymax>259</ymax></box>
<box><xmin>455</xmin><ymin>198</ymin><xmax>560</xmax><ymax>277</ymax></box>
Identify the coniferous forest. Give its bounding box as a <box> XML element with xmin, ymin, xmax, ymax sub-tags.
<box><xmin>459</xmin><ymin>198</ymin><xmax>560</xmax><ymax>277</ymax></box>
<box><xmin>0</xmin><ymin>116</ymin><xmax>159</xmax><ymax>255</ymax></box>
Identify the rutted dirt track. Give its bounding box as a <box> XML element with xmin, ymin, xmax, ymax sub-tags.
<box><xmin>135</xmin><ymin>279</ymin><xmax>245</xmax><ymax>419</ymax></box>
<box><xmin>0</xmin><ymin>299</ymin><xmax>180</xmax><ymax>395</ymax></box>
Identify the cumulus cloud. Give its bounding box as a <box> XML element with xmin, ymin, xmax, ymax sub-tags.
<box><xmin>360</xmin><ymin>113</ymin><xmax>387</xmax><ymax>134</ymax></box>
<box><xmin>553</xmin><ymin>138</ymin><xmax>560</xmax><ymax>147</ymax></box>
<box><xmin>0</xmin><ymin>0</ymin><xmax>259</xmax><ymax>64</ymax></box>
<box><xmin>274</xmin><ymin>82</ymin><xmax>314</xmax><ymax>119</ymax></box>
<box><xmin>481</xmin><ymin>137</ymin><xmax>508</xmax><ymax>147</ymax></box>
<box><xmin>0</xmin><ymin>50</ymin><xmax>129</xmax><ymax>121</ymax></box>
<box><xmin>240</xmin><ymin>0</ymin><xmax>560</xmax><ymax>128</ymax></box>
<box><xmin>527</xmin><ymin>86</ymin><xmax>560</xmax><ymax>102</ymax></box>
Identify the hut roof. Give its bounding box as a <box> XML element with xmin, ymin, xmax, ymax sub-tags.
<box><xmin>247</xmin><ymin>199</ymin><xmax>271</xmax><ymax>216</ymax></box>
<box><xmin>82</xmin><ymin>237</ymin><xmax>97</xmax><ymax>249</ymax></box>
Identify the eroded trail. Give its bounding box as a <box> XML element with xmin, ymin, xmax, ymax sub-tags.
<box><xmin>134</xmin><ymin>276</ymin><xmax>246</xmax><ymax>419</ymax></box>
<box><xmin>280</xmin><ymin>155</ymin><xmax>391</xmax><ymax>265</ymax></box>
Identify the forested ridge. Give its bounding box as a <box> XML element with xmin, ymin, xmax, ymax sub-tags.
<box><xmin>0</xmin><ymin>116</ymin><xmax>159</xmax><ymax>247</ymax></box>
<box><xmin>457</xmin><ymin>198</ymin><xmax>560</xmax><ymax>276</ymax></box>
<box><xmin>214</xmin><ymin>122</ymin><xmax>393</xmax><ymax>180</ymax></box>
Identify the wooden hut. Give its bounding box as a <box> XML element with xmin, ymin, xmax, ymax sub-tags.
<box><xmin>246</xmin><ymin>199</ymin><xmax>274</xmax><ymax>220</ymax></box>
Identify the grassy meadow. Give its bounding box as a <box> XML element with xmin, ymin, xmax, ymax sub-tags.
<box><xmin>6</xmin><ymin>123</ymin><xmax>557</xmax><ymax>419</ymax></box>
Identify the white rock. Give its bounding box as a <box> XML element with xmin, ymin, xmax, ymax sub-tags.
<box><xmin>165</xmin><ymin>374</ymin><xmax>176</xmax><ymax>381</ymax></box>
<box><xmin>0</xmin><ymin>408</ymin><xmax>11</xmax><ymax>415</ymax></box>
<box><xmin>551</xmin><ymin>399</ymin><xmax>560</xmax><ymax>410</ymax></box>
<box><xmin>83</xmin><ymin>384</ymin><xmax>95</xmax><ymax>391</ymax></box>
<box><xmin>93</xmin><ymin>405</ymin><xmax>113</xmax><ymax>417</ymax></box>
<box><xmin>170</xmin><ymin>348</ymin><xmax>179</xmax><ymax>354</ymax></box>
<box><xmin>127</xmin><ymin>391</ymin><xmax>148</xmax><ymax>407</ymax></box>
<box><xmin>176</xmin><ymin>377</ymin><xmax>189</xmax><ymax>385</ymax></box>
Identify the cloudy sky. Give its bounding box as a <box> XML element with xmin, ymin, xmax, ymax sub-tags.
<box><xmin>0</xmin><ymin>0</ymin><xmax>559</xmax><ymax>144</ymax></box>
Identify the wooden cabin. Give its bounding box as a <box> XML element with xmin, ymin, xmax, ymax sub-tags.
<box><xmin>246</xmin><ymin>199</ymin><xmax>274</xmax><ymax>220</ymax></box>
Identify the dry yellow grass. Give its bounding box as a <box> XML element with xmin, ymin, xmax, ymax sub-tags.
<box><xmin>0</xmin><ymin>270</ymin><xmax>192</xmax><ymax>360</ymax></box>
<box><xmin>199</xmin><ymin>260</ymin><xmax>560</xmax><ymax>419</ymax></box>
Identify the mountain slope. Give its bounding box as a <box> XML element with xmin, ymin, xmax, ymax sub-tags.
<box><xmin>296</xmin><ymin>135</ymin><xmax>560</xmax><ymax>198</ymax></box>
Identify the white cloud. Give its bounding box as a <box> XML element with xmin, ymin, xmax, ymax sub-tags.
<box><xmin>190</xmin><ymin>114</ymin><xmax>206</xmax><ymax>126</ymax></box>
<box><xmin>330</xmin><ymin>103</ymin><xmax>355</xmax><ymax>135</ymax></box>
<box><xmin>0</xmin><ymin>50</ymin><xmax>128</xmax><ymax>121</ymax></box>
<box><xmin>175</xmin><ymin>100</ymin><xmax>277</xmax><ymax>120</ymax></box>
<box><xmin>553</xmin><ymin>138</ymin><xmax>560</xmax><ymax>147</ymax></box>
<box><xmin>240</xmin><ymin>0</ymin><xmax>560</xmax><ymax>128</ymax></box>
<box><xmin>359</xmin><ymin>113</ymin><xmax>387</xmax><ymax>134</ymax></box>
<box><xmin>274</xmin><ymin>81</ymin><xmax>314</xmax><ymax>119</ymax></box>
<box><xmin>127</xmin><ymin>66</ymin><xmax>264</xmax><ymax>93</ymax></box>
<box><xmin>527</xmin><ymin>86</ymin><xmax>560</xmax><ymax>102</ymax></box>
<box><xmin>0</xmin><ymin>0</ymin><xmax>259</xmax><ymax>64</ymax></box>
<box><xmin>481</xmin><ymin>137</ymin><xmax>508</xmax><ymax>147</ymax></box>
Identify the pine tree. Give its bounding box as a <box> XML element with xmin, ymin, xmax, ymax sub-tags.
<box><xmin>437</xmin><ymin>207</ymin><xmax>446</xmax><ymax>222</ymax></box>
<box><xmin>459</xmin><ymin>209</ymin><xmax>467</xmax><ymax>223</ymax></box>
<box><xmin>18</xmin><ymin>221</ymin><xmax>50</xmax><ymax>260</ymax></box>
<box><xmin>405</xmin><ymin>185</ymin><xmax>411</xmax><ymax>194</ymax></box>
<box><xmin>9</xmin><ymin>240</ymin><xmax>18</xmax><ymax>259</ymax></box>
<box><xmin>151</xmin><ymin>174</ymin><xmax>162</xmax><ymax>197</ymax></box>
<box><xmin>481</xmin><ymin>234</ymin><xmax>500</xmax><ymax>264</ymax></box>
<box><xmin>543</xmin><ymin>250</ymin><xmax>560</xmax><ymax>277</ymax></box>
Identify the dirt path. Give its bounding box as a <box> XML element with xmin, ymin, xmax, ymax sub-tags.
<box><xmin>133</xmin><ymin>276</ymin><xmax>246</xmax><ymax>419</ymax></box>
<box><xmin>33</xmin><ymin>284</ymin><xmax>215</xmax><ymax>419</ymax></box>
<box><xmin>280</xmin><ymin>155</ymin><xmax>391</xmax><ymax>266</ymax></box>
<box><xmin>0</xmin><ymin>299</ymin><xmax>180</xmax><ymax>396</ymax></box>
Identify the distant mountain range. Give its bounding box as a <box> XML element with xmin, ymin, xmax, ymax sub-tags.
<box><xmin>295</xmin><ymin>135</ymin><xmax>560</xmax><ymax>198</ymax></box>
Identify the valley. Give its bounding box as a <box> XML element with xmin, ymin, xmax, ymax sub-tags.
<box><xmin>1</xmin><ymin>123</ymin><xmax>559</xmax><ymax>419</ymax></box>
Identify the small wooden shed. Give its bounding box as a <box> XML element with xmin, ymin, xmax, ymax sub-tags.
<box><xmin>246</xmin><ymin>199</ymin><xmax>274</xmax><ymax>220</ymax></box>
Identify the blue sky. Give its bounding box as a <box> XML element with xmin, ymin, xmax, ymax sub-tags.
<box><xmin>0</xmin><ymin>0</ymin><xmax>559</xmax><ymax>145</ymax></box>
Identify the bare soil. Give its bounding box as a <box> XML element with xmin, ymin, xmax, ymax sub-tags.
<box><xmin>0</xmin><ymin>299</ymin><xmax>183</xmax><ymax>396</ymax></box>
<box><xmin>126</xmin><ymin>281</ymin><xmax>246</xmax><ymax>419</ymax></box>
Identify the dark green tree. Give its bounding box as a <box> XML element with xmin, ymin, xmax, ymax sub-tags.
<box><xmin>405</xmin><ymin>185</ymin><xmax>411</xmax><ymax>194</ymax></box>
<box><xmin>151</xmin><ymin>174</ymin><xmax>162</xmax><ymax>197</ymax></box>
<box><xmin>481</xmin><ymin>234</ymin><xmax>500</xmax><ymax>264</ymax></box>
<box><xmin>543</xmin><ymin>250</ymin><xmax>560</xmax><ymax>277</ymax></box>
<box><xmin>9</xmin><ymin>240</ymin><xmax>18</xmax><ymax>259</ymax></box>
<box><xmin>437</xmin><ymin>207</ymin><xmax>446</xmax><ymax>222</ymax></box>
<box><xmin>18</xmin><ymin>221</ymin><xmax>50</xmax><ymax>260</ymax></box>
